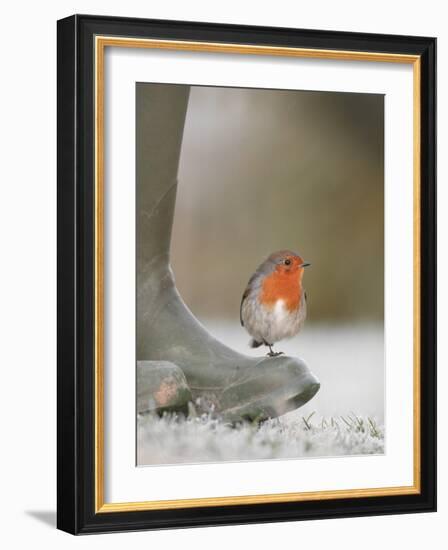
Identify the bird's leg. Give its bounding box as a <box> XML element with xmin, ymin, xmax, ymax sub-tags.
<box><xmin>266</xmin><ymin>343</ymin><xmax>284</xmax><ymax>357</ymax></box>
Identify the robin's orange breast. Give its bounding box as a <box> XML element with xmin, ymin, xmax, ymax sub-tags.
<box><xmin>260</xmin><ymin>271</ymin><xmax>303</xmax><ymax>312</ymax></box>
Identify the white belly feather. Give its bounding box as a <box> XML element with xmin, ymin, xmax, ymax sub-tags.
<box><xmin>269</xmin><ymin>299</ymin><xmax>302</xmax><ymax>342</ymax></box>
<box><xmin>242</xmin><ymin>294</ymin><xmax>306</xmax><ymax>345</ymax></box>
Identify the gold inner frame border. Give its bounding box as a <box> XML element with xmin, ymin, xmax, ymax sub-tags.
<box><xmin>94</xmin><ymin>35</ymin><xmax>421</xmax><ymax>513</ymax></box>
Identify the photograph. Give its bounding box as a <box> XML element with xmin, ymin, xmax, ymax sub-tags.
<box><xmin>55</xmin><ymin>13</ymin><xmax>435</xmax><ymax>534</ymax></box>
<box><xmin>136</xmin><ymin>82</ymin><xmax>385</xmax><ymax>466</ymax></box>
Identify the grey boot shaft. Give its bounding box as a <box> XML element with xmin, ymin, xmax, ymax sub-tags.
<box><xmin>136</xmin><ymin>83</ymin><xmax>319</xmax><ymax>421</ymax></box>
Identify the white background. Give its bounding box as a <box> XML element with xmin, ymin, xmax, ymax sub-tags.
<box><xmin>106</xmin><ymin>49</ymin><xmax>414</xmax><ymax>501</ymax></box>
<box><xmin>0</xmin><ymin>1</ymin><xmax>444</xmax><ymax>548</ymax></box>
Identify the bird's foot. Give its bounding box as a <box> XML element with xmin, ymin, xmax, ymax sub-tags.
<box><xmin>267</xmin><ymin>351</ymin><xmax>285</xmax><ymax>357</ymax></box>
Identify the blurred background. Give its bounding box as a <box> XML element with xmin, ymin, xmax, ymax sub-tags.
<box><xmin>172</xmin><ymin>86</ymin><xmax>384</xmax><ymax>323</ymax></box>
<box><xmin>169</xmin><ymin>85</ymin><xmax>385</xmax><ymax>421</ymax></box>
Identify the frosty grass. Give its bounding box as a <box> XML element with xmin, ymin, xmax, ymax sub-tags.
<box><xmin>137</xmin><ymin>411</ymin><xmax>384</xmax><ymax>466</ymax></box>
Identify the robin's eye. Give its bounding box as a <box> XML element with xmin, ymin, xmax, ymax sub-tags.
<box><xmin>284</xmin><ymin>259</ymin><xmax>291</xmax><ymax>266</ymax></box>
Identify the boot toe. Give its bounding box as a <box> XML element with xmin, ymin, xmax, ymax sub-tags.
<box><xmin>219</xmin><ymin>356</ymin><xmax>320</xmax><ymax>422</ymax></box>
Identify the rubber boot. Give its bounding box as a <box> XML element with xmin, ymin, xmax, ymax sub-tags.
<box><xmin>137</xmin><ymin>361</ymin><xmax>191</xmax><ymax>416</ymax></box>
<box><xmin>136</xmin><ymin>83</ymin><xmax>320</xmax><ymax>422</ymax></box>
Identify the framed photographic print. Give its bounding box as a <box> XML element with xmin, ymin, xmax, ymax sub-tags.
<box><xmin>57</xmin><ymin>14</ymin><xmax>436</xmax><ymax>534</ymax></box>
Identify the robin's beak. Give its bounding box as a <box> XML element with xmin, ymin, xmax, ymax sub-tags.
<box><xmin>300</xmin><ymin>262</ymin><xmax>311</xmax><ymax>268</ymax></box>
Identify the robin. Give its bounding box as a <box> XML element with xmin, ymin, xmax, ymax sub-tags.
<box><xmin>240</xmin><ymin>250</ymin><xmax>310</xmax><ymax>357</ymax></box>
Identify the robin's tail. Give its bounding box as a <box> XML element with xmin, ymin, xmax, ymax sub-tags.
<box><xmin>249</xmin><ymin>338</ymin><xmax>263</xmax><ymax>349</ymax></box>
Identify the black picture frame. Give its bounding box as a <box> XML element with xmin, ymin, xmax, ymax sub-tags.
<box><xmin>57</xmin><ymin>14</ymin><xmax>436</xmax><ymax>534</ymax></box>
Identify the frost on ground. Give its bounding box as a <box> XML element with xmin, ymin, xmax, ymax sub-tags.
<box><xmin>137</xmin><ymin>412</ymin><xmax>384</xmax><ymax>466</ymax></box>
<box><xmin>137</xmin><ymin>325</ymin><xmax>384</xmax><ymax>466</ymax></box>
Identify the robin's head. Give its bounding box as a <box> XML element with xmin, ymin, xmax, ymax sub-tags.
<box><xmin>267</xmin><ymin>250</ymin><xmax>311</xmax><ymax>277</ymax></box>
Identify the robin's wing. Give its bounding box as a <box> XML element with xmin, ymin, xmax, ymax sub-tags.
<box><xmin>240</xmin><ymin>272</ymin><xmax>258</xmax><ymax>327</ymax></box>
<box><xmin>240</xmin><ymin>286</ymin><xmax>250</xmax><ymax>327</ymax></box>
<box><xmin>239</xmin><ymin>261</ymin><xmax>272</xmax><ymax>326</ymax></box>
